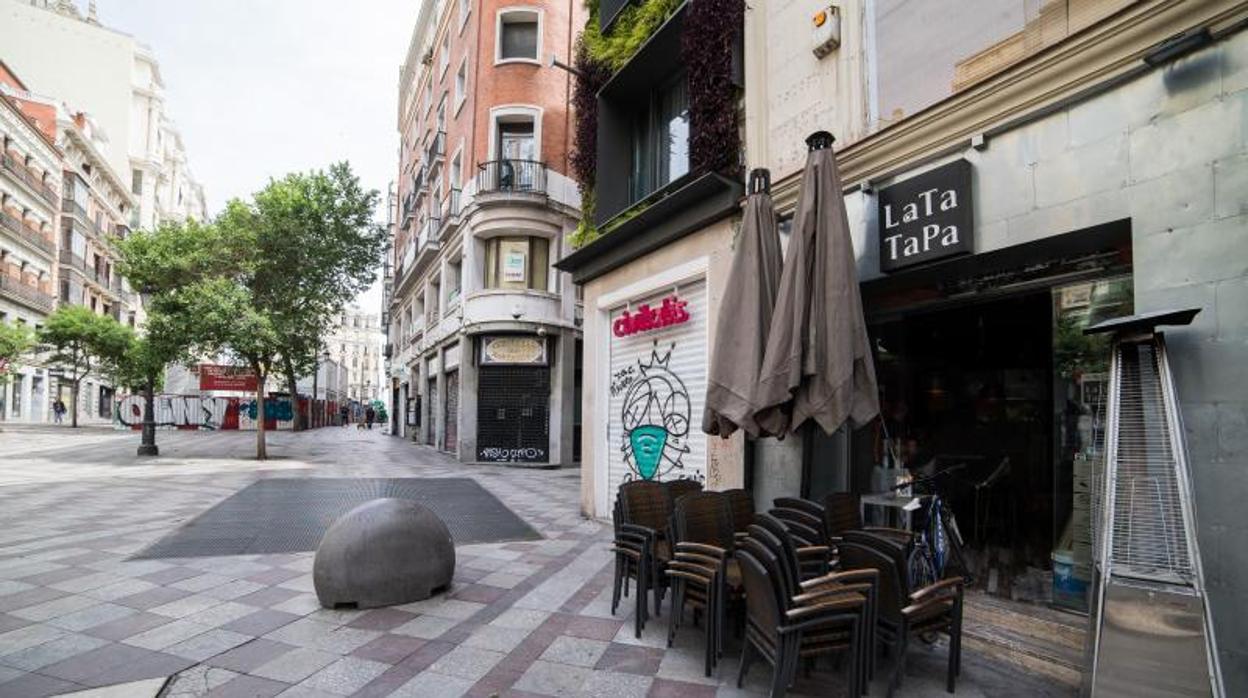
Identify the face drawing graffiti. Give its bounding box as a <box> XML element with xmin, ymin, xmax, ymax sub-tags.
<box><xmin>620</xmin><ymin>343</ymin><xmax>691</xmax><ymax>480</ymax></box>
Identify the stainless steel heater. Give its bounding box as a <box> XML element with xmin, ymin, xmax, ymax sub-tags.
<box><xmin>1082</xmin><ymin>308</ymin><xmax>1224</xmax><ymax>698</ymax></box>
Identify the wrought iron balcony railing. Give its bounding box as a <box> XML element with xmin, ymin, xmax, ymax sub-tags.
<box><xmin>0</xmin><ymin>211</ymin><xmax>54</xmax><ymax>256</ymax></box>
<box><xmin>0</xmin><ymin>275</ymin><xmax>54</xmax><ymax>313</ymax></box>
<box><xmin>476</xmin><ymin>159</ymin><xmax>546</xmax><ymax>195</ymax></box>
<box><xmin>1</xmin><ymin>154</ymin><xmax>58</xmax><ymax>206</ymax></box>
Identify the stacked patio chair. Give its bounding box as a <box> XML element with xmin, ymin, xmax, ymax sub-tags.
<box><xmin>753</xmin><ymin>514</ymin><xmax>879</xmax><ymax>690</ymax></box>
<box><xmin>611</xmin><ymin>478</ymin><xmax>704</xmax><ymax>638</ymax></box>
<box><xmin>724</xmin><ymin>488</ymin><xmax>756</xmax><ymax>541</ymax></box>
<box><xmin>665</xmin><ymin>491</ymin><xmax>743</xmax><ymax>676</ymax></box>
<box><xmin>771</xmin><ymin>498</ymin><xmax>833</xmax><ymax>578</ymax></box>
<box><xmin>823</xmin><ymin>492</ymin><xmax>914</xmax><ymax>548</ymax></box>
<box><xmin>839</xmin><ymin>534</ymin><xmax>965</xmax><ymax>694</ymax></box>
<box><xmin>736</xmin><ymin>516</ymin><xmax>873</xmax><ymax>697</ymax></box>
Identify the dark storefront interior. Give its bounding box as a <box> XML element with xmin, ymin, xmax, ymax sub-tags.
<box><xmin>806</xmin><ymin>220</ymin><xmax>1134</xmax><ymax>608</ymax></box>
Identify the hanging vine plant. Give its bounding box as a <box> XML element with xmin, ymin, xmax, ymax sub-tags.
<box><xmin>568</xmin><ymin>0</ymin><xmax>741</xmax><ymax>249</ymax></box>
<box><xmin>682</xmin><ymin>0</ymin><xmax>743</xmax><ymax>177</ymax></box>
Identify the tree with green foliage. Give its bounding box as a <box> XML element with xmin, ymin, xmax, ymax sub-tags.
<box><xmin>115</xmin><ymin>162</ymin><xmax>384</xmax><ymax>458</ymax></box>
<box><xmin>240</xmin><ymin>163</ymin><xmax>385</xmax><ymax>431</ymax></box>
<box><xmin>0</xmin><ymin>319</ymin><xmax>35</xmax><ymax>385</ymax></box>
<box><xmin>117</xmin><ymin>217</ymin><xmax>282</xmax><ymax>459</ymax></box>
<box><xmin>104</xmin><ymin>311</ymin><xmax>187</xmax><ymax>455</ymax></box>
<box><xmin>37</xmin><ymin>306</ymin><xmax>133</xmax><ymax>427</ymax></box>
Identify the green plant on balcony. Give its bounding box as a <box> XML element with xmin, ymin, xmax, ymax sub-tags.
<box><xmin>568</xmin><ymin>0</ymin><xmax>742</xmax><ymax>249</ymax></box>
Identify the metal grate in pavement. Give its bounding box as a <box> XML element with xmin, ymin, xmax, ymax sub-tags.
<box><xmin>134</xmin><ymin>477</ymin><xmax>540</xmax><ymax>558</ymax></box>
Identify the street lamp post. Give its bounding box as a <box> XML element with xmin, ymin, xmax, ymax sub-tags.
<box><xmin>321</xmin><ymin>350</ymin><xmax>332</xmax><ymax>426</ymax></box>
<box><xmin>137</xmin><ymin>290</ymin><xmax>158</xmax><ymax>457</ymax></box>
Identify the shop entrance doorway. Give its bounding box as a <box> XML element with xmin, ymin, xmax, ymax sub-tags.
<box><xmin>829</xmin><ymin>277</ymin><xmax>1132</xmax><ymax>608</ymax></box>
<box><xmin>802</xmin><ymin>221</ymin><xmax>1134</xmax><ymax>610</ymax></box>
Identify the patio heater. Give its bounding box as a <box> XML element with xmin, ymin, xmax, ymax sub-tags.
<box><xmin>1082</xmin><ymin>308</ymin><xmax>1223</xmax><ymax>697</ymax></box>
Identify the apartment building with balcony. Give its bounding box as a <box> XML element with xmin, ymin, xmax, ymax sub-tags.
<box><xmin>4</xmin><ymin>65</ymin><xmax>139</xmax><ymax>423</ymax></box>
<box><xmin>385</xmin><ymin>0</ymin><xmax>586</xmax><ymax>467</ymax></box>
<box><xmin>0</xmin><ymin>62</ymin><xmax>60</xmax><ymax>423</ymax></box>
<box><xmin>3</xmin><ymin>0</ymin><xmax>208</xmax><ymax>231</ymax></box>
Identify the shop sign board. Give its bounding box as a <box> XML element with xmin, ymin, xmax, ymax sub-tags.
<box><xmin>878</xmin><ymin>159</ymin><xmax>973</xmax><ymax>272</ymax></box>
<box><xmin>199</xmin><ymin>364</ymin><xmax>258</xmax><ymax>392</ymax></box>
<box><xmin>480</xmin><ymin>336</ymin><xmax>547</xmax><ymax>365</ymax></box>
<box><xmin>612</xmin><ymin>295</ymin><xmax>691</xmax><ymax>337</ymax></box>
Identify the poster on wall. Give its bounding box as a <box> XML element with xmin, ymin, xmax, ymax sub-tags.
<box><xmin>607</xmin><ymin>280</ymin><xmax>708</xmax><ymax>506</ymax></box>
<box><xmin>503</xmin><ymin>250</ymin><xmax>527</xmax><ymax>283</ymax></box>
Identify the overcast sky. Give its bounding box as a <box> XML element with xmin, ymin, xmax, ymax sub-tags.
<box><xmin>98</xmin><ymin>0</ymin><xmax>419</xmax><ymax>313</ymax></box>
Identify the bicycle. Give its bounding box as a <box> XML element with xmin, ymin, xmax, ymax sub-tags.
<box><xmin>892</xmin><ymin>464</ymin><xmax>973</xmax><ymax>592</ymax></box>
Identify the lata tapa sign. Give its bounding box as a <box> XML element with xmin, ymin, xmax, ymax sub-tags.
<box><xmin>199</xmin><ymin>364</ymin><xmax>258</xmax><ymax>392</ymax></box>
<box><xmin>878</xmin><ymin>159</ymin><xmax>973</xmax><ymax>272</ymax></box>
<box><xmin>613</xmin><ymin>295</ymin><xmax>690</xmax><ymax>338</ymax></box>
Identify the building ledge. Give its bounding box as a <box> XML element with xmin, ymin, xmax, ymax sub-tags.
<box><xmin>555</xmin><ymin>171</ymin><xmax>742</xmax><ymax>285</ymax></box>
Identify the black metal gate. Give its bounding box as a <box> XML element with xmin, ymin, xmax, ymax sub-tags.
<box><xmin>444</xmin><ymin>371</ymin><xmax>458</xmax><ymax>454</ymax></box>
<box><xmin>476</xmin><ymin>366</ymin><xmax>550</xmax><ymax>463</ymax></box>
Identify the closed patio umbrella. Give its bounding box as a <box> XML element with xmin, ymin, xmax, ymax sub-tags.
<box><xmin>753</xmin><ymin>131</ymin><xmax>879</xmax><ymax>436</ymax></box>
<box><xmin>703</xmin><ymin>169</ymin><xmax>783</xmax><ymax>438</ymax></box>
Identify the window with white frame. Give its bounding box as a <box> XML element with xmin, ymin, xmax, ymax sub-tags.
<box><xmin>455</xmin><ymin>59</ymin><xmax>468</xmax><ymax>110</ymax></box>
<box><xmin>496</xmin><ymin>9</ymin><xmax>540</xmax><ymax>63</ymax></box>
<box><xmin>424</xmin><ymin>80</ymin><xmax>433</xmax><ymax>116</ymax></box>
<box><xmin>450</xmin><ymin>151</ymin><xmax>463</xmax><ymax>189</ymax></box>
<box><xmin>458</xmin><ymin>0</ymin><xmax>471</xmax><ymax>31</ymax></box>
<box><xmin>438</xmin><ymin>34</ymin><xmax>450</xmax><ymax>77</ymax></box>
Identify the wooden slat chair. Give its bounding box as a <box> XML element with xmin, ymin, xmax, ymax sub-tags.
<box><xmin>838</xmin><ymin>537</ymin><xmax>964</xmax><ymax>695</ymax></box>
<box><xmin>666</xmin><ymin>478</ymin><xmax>704</xmax><ymax>504</ymax></box>
<box><xmin>666</xmin><ymin>491</ymin><xmax>741</xmax><ymax>676</ymax></box>
<box><xmin>724</xmin><ymin>488</ymin><xmax>755</xmax><ymax>540</ymax></box>
<box><xmin>751</xmin><ymin>515</ymin><xmax>879</xmax><ymax>693</ymax></box>
<box><xmin>735</xmin><ymin>536</ymin><xmax>867</xmax><ymax>698</ymax></box>
<box><xmin>757</xmin><ymin>511</ymin><xmax>833</xmax><ymax>581</ymax></box>
<box><xmin>824</xmin><ymin>492</ymin><xmax>913</xmax><ymax>547</ymax></box>
<box><xmin>612</xmin><ymin>480</ymin><xmax>674</xmax><ymax>638</ymax></box>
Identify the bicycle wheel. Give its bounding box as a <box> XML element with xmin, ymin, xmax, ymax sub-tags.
<box><xmin>907</xmin><ymin>542</ymin><xmax>936</xmax><ymax>591</ymax></box>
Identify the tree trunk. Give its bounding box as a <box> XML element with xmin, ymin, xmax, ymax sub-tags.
<box><xmin>255</xmin><ymin>373</ymin><xmax>267</xmax><ymax>460</ymax></box>
<box><xmin>70</xmin><ymin>379</ymin><xmax>79</xmax><ymax>428</ymax></box>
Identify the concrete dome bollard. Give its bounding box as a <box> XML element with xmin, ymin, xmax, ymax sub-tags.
<box><xmin>313</xmin><ymin>498</ymin><xmax>455</xmax><ymax>609</ymax></box>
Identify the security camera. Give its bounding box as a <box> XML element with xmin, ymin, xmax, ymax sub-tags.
<box><xmin>536</xmin><ymin>326</ymin><xmax>547</xmax><ymax>337</ymax></box>
<box><xmin>511</xmin><ymin>304</ymin><xmax>524</xmax><ymax>320</ymax></box>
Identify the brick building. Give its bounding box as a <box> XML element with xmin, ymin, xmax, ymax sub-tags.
<box><xmin>385</xmin><ymin>0</ymin><xmax>586</xmax><ymax>467</ymax></box>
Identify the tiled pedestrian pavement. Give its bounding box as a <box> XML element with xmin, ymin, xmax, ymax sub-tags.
<box><xmin>0</xmin><ymin>426</ymin><xmax>1072</xmax><ymax>697</ymax></box>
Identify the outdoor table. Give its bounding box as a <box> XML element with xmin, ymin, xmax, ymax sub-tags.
<box><xmin>860</xmin><ymin>492</ymin><xmax>926</xmax><ymax>530</ymax></box>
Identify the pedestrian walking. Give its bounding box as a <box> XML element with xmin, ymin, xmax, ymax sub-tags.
<box><xmin>340</xmin><ymin>404</ymin><xmax>349</xmax><ymax>426</ymax></box>
<box><xmin>52</xmin><ymin>398</ymin><xmax>66</xmax><ymax>424</ymax></box>
<box><xmin>365</xmin><ymin>405</ymin><xmax>375</xmax><ymax>430</ymax></box>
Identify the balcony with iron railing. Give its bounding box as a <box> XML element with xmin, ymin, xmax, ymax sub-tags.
<box><xmin>417</xmin><ymin>216</ymin><xmax>441</xmax><ymax>264</ymax></box>
<box><xmin>0</xmin><ymin>275</ymin><xmax>54</xmax><ymax>313</ymax></box>
<box><xmin>1</xmin><ymin>154</ymin><xmax>58</xmax><ymax>207</ymax></box>
<box><xmin>425</xmin><ymin>131</ymin><xmax>446</xmax><ymax>166</ymax></box>
<box><xmin>0</xmin><ymin>210</ymin><xmax>55</xmax><ymax>256</ymax></box>
<box><xmin>476</xmin><ymin>160</ymin><xmax>547</xmax><ymax>196</ymax></box>
<box><xmin>60</xmin><ymin>197</ymin><xmax>87</xmax><ymax>221</ymax></box>
<box><xmin>439</xmin><ymin>188</ymin><xmax>462</xmax><ymax>229</ymax></box>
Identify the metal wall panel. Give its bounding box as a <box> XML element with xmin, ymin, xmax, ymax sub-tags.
<box><xmin>606</xmin><ymin>278</ymin><xmax>708</xmax><ymax>508</ymax></box>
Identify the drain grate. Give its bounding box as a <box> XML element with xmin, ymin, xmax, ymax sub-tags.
<box><xmin>134</xmin><ymin>478</ymin><xmax>540</xmax><ymax>559</ymax></box>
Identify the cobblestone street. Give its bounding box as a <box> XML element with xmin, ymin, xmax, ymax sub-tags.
<box><xmin>0</xmin><ymin>427</ymin><xmax>1070</xmax><ymax>697</ymax></box>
